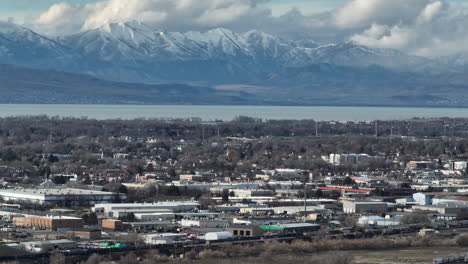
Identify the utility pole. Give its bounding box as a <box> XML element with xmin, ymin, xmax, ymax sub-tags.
<box><xmin>375</xmin><ymin>121</ymin><xmax>378</xmax><ymax>137</ymax></box>
<box><xmin>390</xmin><ymin>124</ymin><xmax>394</xmax><ymax>143</ymax></box>
<box><xmin>170</xmin><ymin>141</ymin><xmax>173</xmax><ymax>159</ymax></box>
<box><xmin>303</xmin><ymin>174</ymin><xmax>308</xmax><ymax>222</ymax></box>
<box><xmin>303</xmin><ymin>182</ymin><xmax>307</xmax><ymax>221</ymax></box>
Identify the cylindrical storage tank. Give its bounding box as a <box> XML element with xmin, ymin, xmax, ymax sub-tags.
<box><xmin>204</xmin><ymin>231</ymin><xmax>233</xmax><ymax>241</ymax></box>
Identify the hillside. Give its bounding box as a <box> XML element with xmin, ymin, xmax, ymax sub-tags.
<box><xmin>0</xmin><ymin>64</ymin><xmax>255</xmax><ymax>105</ymax></box>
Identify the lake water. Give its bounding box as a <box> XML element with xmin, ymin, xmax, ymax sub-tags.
<box><xmin>0</xmin><ymin>104</ymin><xmax>467</xmax><ymax>121</ymax></box>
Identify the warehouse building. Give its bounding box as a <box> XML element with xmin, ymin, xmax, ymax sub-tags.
<box><xmin>13</xmin><ymin>215</ymin><xmax>83</xmax><ymax>231</ymax></box>
<box><xmin>93</xmin><ymin>201</ymin><xmax>199</xmax><ymax>218</ymax></box>
<box><xmin>226</xmin><ymin>225</ymin><xmax>263</xmax><ymax>237</ymax></box>
<box><xmin>101</xmin><ymin>219</ymin><xmax>124</xmax><ymax>231</ymax></box>
<box><xmin>260</xmin><ymin>223</ymin><xmax>320</xmax><ymax>234</ymax></box>
<box><xmin>181</xmin><ymin>219</ymin><xmax>228</xmax><ymax>228</ymax></box>
<box><xmin>412</xmin><ymin>203</ymin><xmax>468</xmax><ymax>215</ymax></box>
<box><xmin>20</xmin><ymin>239</ymin><xmax>77</xmax><ymax>252</ymax></box>
<box><xmin>0</xmin><ymin>188</ymin><xmax>126</xmax><ymax>206</ymax></box>
<box><xmin>342</xmin><ymin>200</ymin><xmax>388</xmax><ymax>214</ymax></box>
<box><xmin>66</xmin><ymin>229</ymin><xmax>102</xmax><ymax>240</ymax></box>
<box><xmin>134</xmin><ymin>212</ymin><xmax>175</xmax><ymax>221</ymax></box>
<box><xmin>128</xmin><ymin>221</ymin><xmax>176</xmax><ymax>232</ymax></box>
<box><xmin>141</xmin><ymin>233</ymin><xmax>186</xmax><ymax>245</ymax></box>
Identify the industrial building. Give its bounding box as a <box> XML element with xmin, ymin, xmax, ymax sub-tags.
<box><xmin>260</xmin><ymin>223</ymin><xmax>320</xmax><ymax>234</ymax></box>
<box><xmin>20</xmin><ymin>239</ymin><xmax>77</xmax><ymax>252</ymax></box>
<box><xmin>134</xmin><ymin>212</ymin><xmax>175</xmax><ymax>221</ymax></box>
<box><xmin>326</xmin><ymin>154</ymin><xmax>383</xmax><ymax>165</ymax></box>
<box><xmin>66</xmin><ymin>229</ymin><xmax>102</xmax><ymax>240</ymax></box>
<box><xmin>412</xmin><ymin>203</ymin><xmax>468</xmax><ymax>215</ymax></box>
<box><xmin>204</xmin><ymin>231</ymin><xmax>233</xmax><ymax>241</ymax></box>
<box><xmin>13</xmin><ymin>215</ymin><xmax>83</xmax><ymax>231</ymax></box>
<box><xmin>239</xmin><ymin>207</ymin><xmax>274</xmax><ymax>216</ymax></box>
<box><xmin>101</xmin><ymin>219</ymin><xmax>124</xmax><ymax>231</ymax></box>
<box><xmin>129</xmin><ymin>221</ymin><xmax>176</xmax><ymax>232</ymax></box>
<box><xmin>342</xmin><ymin>200</ymin><xmax>388</xmax><ymax>214</ymax></box>
<box><xmin>0</xmin><ymin>188</ymin><xmax>126</xmax><ymax>206</ymax></box>
<box><xmin>181</xmin><ymin>219</ymin><xmax>228</xmax><ymax>228</ymax></box>
<box><xmin>226</xmin><ymin>225</ymin><xmax>263</xmax><ymax>237</ymax></box>
<box><xmin>141</xmin><ymin>233</ymin><xmax>186</xmax><ymax>245</ymax></box>
<box><xmin>93</xmin><ymin>201</ymin><xmax>200</xmax><ymax>218</ymax></box>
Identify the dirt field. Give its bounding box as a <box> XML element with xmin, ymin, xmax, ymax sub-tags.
<box><xmin>348</xmin><ymin>247</ymin><xmax>468</xmax><ymax>264</ymax></box>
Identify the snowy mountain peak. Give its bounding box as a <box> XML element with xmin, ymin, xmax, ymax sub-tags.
<box><xmin>0</xmin><ymin>21</ymin><xmax>440</xmax><ymax>84</ymax></box>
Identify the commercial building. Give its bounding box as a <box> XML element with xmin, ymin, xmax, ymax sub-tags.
<box><xmin>454</xmin><ymin>161</ymin><xmax>468</xmax><ymax>172</ymax></box>
<box><xmin>412</xmin><ymin>203</ymin><xmax>468</xmax><ymax>215</ymax></box>
<box><xmin>357</xmin><ymin>215</ymin><xmax>403</xmax><ymax>226</ymax></box>
<box><xmin>105</xmin><ymin>208</ymin><xmax>173</xmax><ymax>219</ymax></box>
<box><xmin>134</xmin><ymin>212</ymin><xmax>175</xmax><ymax>221</ymax></box>
<box><xmin>20</xmin><ymin>239</ymin><xmax>77</xmax><ymax>252</ymax></box>
<box><xmin>239</xmin><ymin>207</ymin><xmax>274</xmax><ymax>216</ymax></box>
<box><xmin>13</xmin><ymin>216</ymin><xmax>83</xmax><ymax>231</ymax></box>
<box><xmin>141</xmin><ymin>233</ymin><xmax>186</xmax><ymax>245</ymax></box>
<box><xmin>226</xmin><ymin>225</ymin><xmax>263</xmax><ymax>237</ymax></box>
<box><xmin>406</xmin><ymin>161</ymin><xmax>434</xmax><ymax>170</ymax></box>
<box><xmin>66</xmin><ymin>229</ymin><xmax>102</xmax><ymax>240</ymax></box>
<box><xmin>327</xmin><ymin>154</ymin><xmax>383</xmax><ymax>166</ymax></box>
<box><xmin>128</xmin><ymin>221</ymin><xmax>176</xmax><ymax>232</ymax></box>
<box><xmin>0</xmin><ymin>188</ymin><xmax>126</xmax><ymax>206</ymax></box>
<box><xmin>101</xmin><ymin>219</ymin><xmax>124</xmax><ymax>231</ymax></box>
<box><xmin>181</xmin><ymin>219</ymin><xmax>228</xmax><ymax>228</ymax></box>
<box><xmin>93</xmin><ymin>201</ymin><xmax>199</xmax><ymax>218</ymax></box>
<box><xmin>179</xmin><ymin>172</ymin><xmax>215</xmax><ymax>182</ymax></box>
<box><xmin>260</xmin><ymin>223</ymin><xmax>320</xmax><ymax>234</ymax></box>
<box><xmin>231</xmin><ymin>189</ymin><xmax>275</xmax><ymax>198</ymax></box>
<box><xmin>396</xmin><ymin>193</ymin><xmax>434</xmax><ymax>206</ymax></box>
<box><xmin>204</xmin><ymin>231</ymin><xmax>233</xmax><ymax>241</ymax></box>
<box><xmin>342</xmin><ymin>200</ymin><xmax>388</xmax><ymax>214</ymax></box>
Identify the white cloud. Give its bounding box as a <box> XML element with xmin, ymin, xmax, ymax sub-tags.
<box><xmin>351</xmin><ymin>24</ymin><xmax>413</xmax><ymax>49</ymax></box>
<box><xmin>343</xmin><ymin>0</ymin><xmax>468</xmax><ymax>56</ymax></box>
<box><xmin>31</xmin><ymin>0</ymin><xmax>271</xmax><ymax>36</ymax></box>
<box><xmin>332</xmin><ymin>0</ymin><xmax>429</xmax><ymax>29</ymax></box>
<box><xmin>417</xmin><ymin>1</ymin><xmax>443</xmax><ymax>24</ymax></box>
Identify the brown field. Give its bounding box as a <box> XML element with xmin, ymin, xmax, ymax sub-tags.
<box><xmin>341</xmin><ymin>247</ymin><xmax>468</xmax><ymax>264</ymax></box>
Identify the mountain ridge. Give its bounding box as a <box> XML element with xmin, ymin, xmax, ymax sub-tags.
<box><xmin>1</xmin><ymin>21</ymin><xmax>468</xmax><ymax>106</ymax></box>
<box><xmin>1</xmin><ymin>21</ymin><xmax>437</xmax><ymax>82</ymax></box>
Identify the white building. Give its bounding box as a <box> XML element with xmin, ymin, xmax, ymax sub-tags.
<box><xmin>455</xmin><ymin>161</ymin><xmax>468</xmax><ymax>172</ymax></box>
<box><xmin>141</xmin><ymin>233</ymin><xmax>186</xmax><ymax>245</ymax></box>
<box><xmin>0</xmin><ymin>188</ymin><xmax>126</xmax><ymax>206</ymax></box>
<box><xmin>342</xmin><ymin>200</ymin><xmax>388</xmax><ymax>214</ymax></box>
<box><xmin>327</xmin><ymin>153</ymin><xmax>383</xmax><ymax>165</ymax></box>
<box><xmin>134</xmin><ymin>212</ymin><xmax>175</xmax><ymax>221</ymax></box>
<box><xmin>20</xmin><ymin>240</ymin><xmax>77</xmax><ymax>252</ymax></box>
<box><xmin>181</xmin><ymin>219</ymin><xmax>228</xmax><ymax>228</ymax></box>
<box><xmin>93</xmin><ymin>201</ymin><xmax>199</xmax><ymax>218</ymax></box>
<box><xmin>204</xmin><ymin>231</ymin><xmax>233</xmax><ymax>241</ymax></box>
<box><xmin>358</xmin><ymin>215</ymin><xmax>403</xmax><ymax>226</ymax></box>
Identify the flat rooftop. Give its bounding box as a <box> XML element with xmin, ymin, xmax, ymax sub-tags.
<box><xmin>94</xmin><ymin>201</ymin><xmax>199</xmax><ymax>207</ymax></box>
<box><xmin>0</xmin><ymin>188</ymin><xmax>116</xmax><ymax>195</ymax></box>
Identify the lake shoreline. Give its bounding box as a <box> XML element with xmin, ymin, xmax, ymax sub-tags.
<box><xmin>0</xmin><ymin>104</ymin><xmax>467</xmax><ymax>121</ymax></box>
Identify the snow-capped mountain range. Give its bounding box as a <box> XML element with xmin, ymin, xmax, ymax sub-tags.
<box><xmin>0</xmin><ymin>20</ymin><xmax>448</xmax><ymax>83</ymax></box>
<box><xmin>1</xmin><ymin>20</ymin><xmax>468</xmax><ymax>106</ymax></box>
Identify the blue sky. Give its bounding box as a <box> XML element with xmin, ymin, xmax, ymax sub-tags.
<box><xmin>0</xmin><ymin>0</ymin><xmax>346</xmax><ymax>20</ymax></box>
